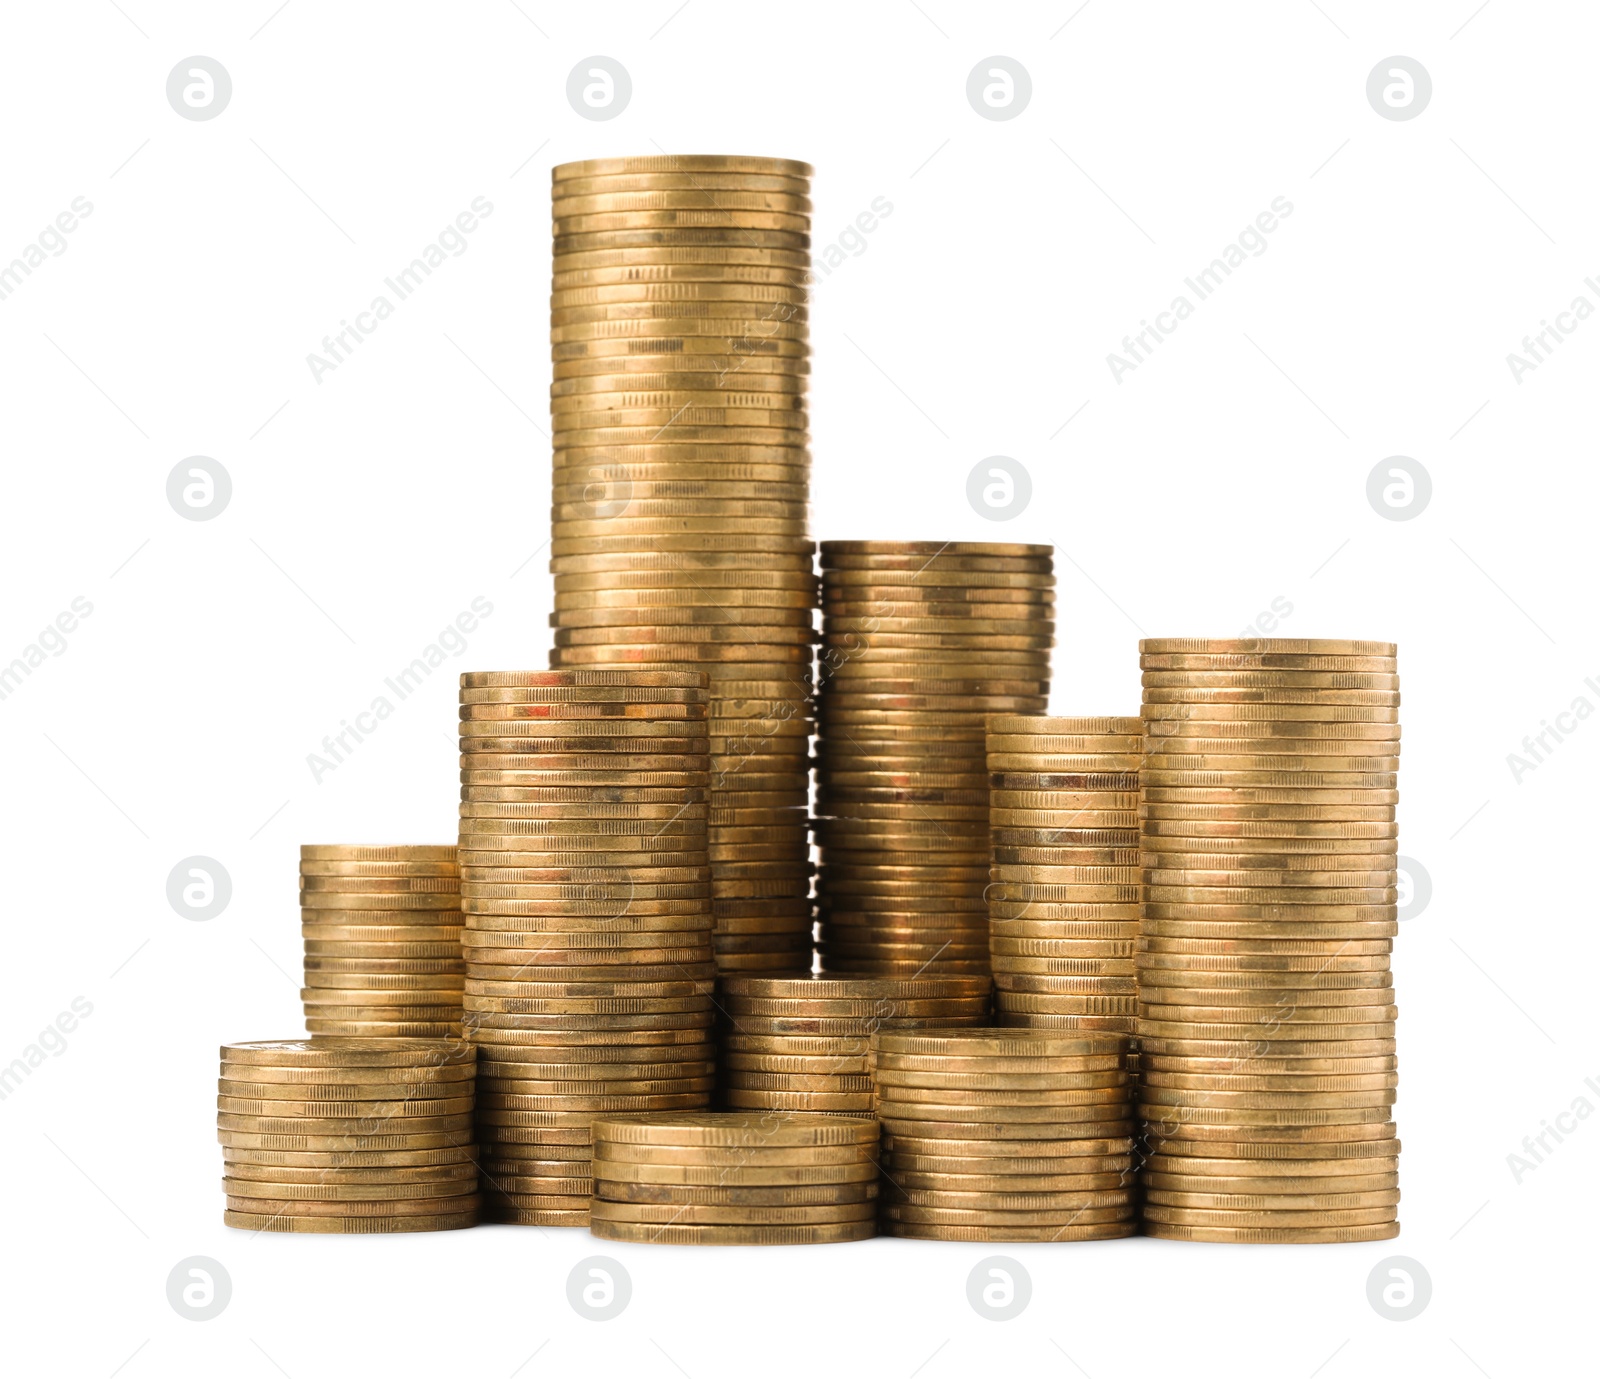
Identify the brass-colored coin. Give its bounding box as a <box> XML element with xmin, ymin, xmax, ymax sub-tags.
<box><xmin>218</xmin><ymin>1130</ymin><xmax>474</xmax><ymax>1152</ymax></box>
<box><xmin>1150</xmin><ymin>1133</ymin><xmax>1400</xmax><ymax>1157</ymax></box>
<box><xmin>225</xmin><ymin>1192</ymin><xmax>484</xmax><ymax>1219</ymax></box>
<box><xmin>1142</xmin><ymin>1221</ymin><xmax>1399</xmax><ymax>1243</ymax></box>
<box><xmin>222</xmin><ymin>1039</ymin><xmax>472</xmax><ymax>1068</ymax></box>
<box><xmin>1140</xmin><ymin>652</ymin><xmax>1394</xmax><ymax>672</ymax></box>
<box><xmin>893</xmin><ymin>1187</ymin><xmax>1132</xmax><ymax>1213</ymax></box>
<box><xmin>594</xmin><ymin>1142</ymin><xmax>875</xmax><ymax>1169</ymax></box>
<box><xmin>220</xmin><ymin>1176</ymin><xmax>478</xmax><ymax>1202</ymax></box>
<box><xmin>588</xmin><ymin>1198</ymin><xmax>874</xmax><ymax>1226</ymax></box>
<box><xmin>553</xmin><ymin>155</ymin><xmax>814</xmax><ymax>179</ymax></box>
<box><xmin>222</xmin><ymin>1150</ymin><xmax>477</xmax><ymax>1173</ymax></box>
<box><xmin>885</xmin><ymin>1220</ymin><xmax>1135</xmax><ymax>1242</ymax></box>
<box><xmin>882</xmin><ymin>1132</ymin><xmax>1131</xmax><ymax>1158</ymax></box>
<box><xmin>1149</xmin><ymin>1159</ymin><xmax>1399</xmax><ymax>1181</ymax></box>
<box><xmin>300</xmin><ymin>845</ymin><xmax>458</xmax><ymax>863</ymax></box>
<box><xmin>593</xmin><ymin>1159</ymin><xmax>877</xmax><ymax>1186</ymax></box>
<box><xmin>591</xmin><ymin>1111</ymin><xmax>877</xmax><ymax>1149</ymax></box>
<box><xmin>224</xmin><ymin>1209</ymin><xmax>478</xmax><ymax>1234</ymax></box>
<box><xmin>882</xmin><ymin>1203</ymin><xmax>1132</xmax><ymax>1227</ymax></box>
<box><xmin>1141</xmin><ymin>1203</ymin><xmax>1397</xmax><ymax>1227</ymax></box>
<box><xmin>590</xmin><ymin>1218</ymin><xmax>875</xmax><ymax>1244</ymax></box>
<box><xmin>218</xmin><ymin>1079</ymin><xmax>472</xmax><ymax>1104</ymax></box>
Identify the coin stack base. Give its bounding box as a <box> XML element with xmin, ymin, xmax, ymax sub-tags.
<box><xmin>590</xmin><ymin>1112</ymin><xmax>879</xmax><ymax>1244</ymax></box>
<box><xmin>547</xmin><ymin>154</ymin><xmax>819</xmax><ymax>977</ymax></box>
<box><xmin>1136</xmin><ymin>638</ymin><xmax>1401</xmax><ymax>1242</ymax></box>
<box><xmin>218</xmin><ymin>1039</ymin><xmax>479</xmax><ymax>1233</ymax></box>
<box><xmin>814</xmin><ymin>542</ymin><xmax>1055</xmax><ymax>976</ymax></box>
<box><xmin>300</xmin><ymin>846</ymin><xmax>463</xmax><ymax>1038</ymax></box>
<box><xmin>716</xmin><ymin>975</ymin><xmax>993</xmax><ymax>1116</ymax></box>
<box><xmin>875</xmin><ymin>1028</ymin><xmax>1137</xmax><ymax>1241</ymax></box>
<box><xmin>458</xmin><ymin>669</ymin><xmax>717</xmax><ymax>1224</ymax></box>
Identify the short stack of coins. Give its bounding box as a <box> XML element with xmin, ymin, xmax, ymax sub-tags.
<box><xmin>299</xmin><ymin>846</ymin><xmax>463</xmax><ymax>1038</ymax></box>
<box><xmin>986</xmin><ymin>716</ymin><xmax>1142</xmax><ymax>1033</ymax></box>
<box><xmin>1136</xmin><ymin>637</ymin><xmax>1401</xmax><ymax>1243</ymax></box>
<box><xmin>457</xmin><ymin>669</ymin><xmax>717</xmax><ymax>1226</ymax></box>
<box><xmin>813</xmin><ymin>541</ymin><xmax>1056</xmax><ymax>975</ymax></box>
<box><xmin>589</xmin><ymin>1111</ymin><xmax>879</xmax><ymax>1244</ymax></box>
<box><xmin>547</xmin><ymin>154</ymin><xmax>818</xmax><ymax>978</ymax></box>
<box><xmin>218</xmin><ymin>1038</ymin><xmax>479</xmax><ymax>1233</ymax></box>
<box><xmin>716</xmin><ymin>974</ymin><xmax>993</xmax><ymax>1117</ymax></box>
<box><xmin>874</xmin><ymin>1028</ymin><xmax>1137</xmax><ymax>1241</ymax></box>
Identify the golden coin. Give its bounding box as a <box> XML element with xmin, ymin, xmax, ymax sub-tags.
<box><xmin>885</xmin><ymin>1220</ymin><xmax>1135</xmax><ymax>1242</ymax></box>
<box><xmin>1143</xmin><ymin>1221</ymin><xmax>1399</xmax><ymax>1242</ymax></box>
<box><xmin>593</xmin><ymin>1160</ymin><xmax>878</xmax><ymax>1186</ymax></box>
<box><xmin>300</xmin><ymin>861</ymin><xmax>460</xmax><ymax>878</ymax></box>
<box><xmin>218</xmin><ymin>1129</ymin><xmax>476</xmax><ymax>1152</ymax></box>
<box><xmin>594</xmin><ymin>1142</ymin><xmax>875</xmax><ymax>1168</ymax></box>
<box><xmin>300</xmin><ymin>845</ymin><xmax>458</xmax><ymax>863</ymax></box>
<box><xmin>224</xmin><ymin>1209</ymin><xmax>478</xmax><ymax>1234</ymax></box>
<box><xmin>218</xmin><ymin>1079</ymin><xmax>472</xmax><ymax>1104</ymax></box>
<box><xmin>884</xmin><ymin>1167</ymin><xmax>1133</xmax><ymax>1191</ymax></box>
<box><xmin>222</xmin><ymin>1039</ymin><xmax>472</xmax><ymax>1068</ymax></box>
<box><xmin>553</xmin><ymin>155</ymin><xmax>814</xmax><ymax>179</ymax></box>
<box><xmin>1144</xmin><ymin>1176</ymin><xmax>1399</xmax><ymax>1200</ymax></box>
<box><xmin>591</xmin><ymin>1111</ymin><xmax>877</xmax><ymax>1148</ymax></box>
<box><xmin>1140</xmin><ymin>638</ymin><xmax>1395</xmax><ymax>656</ymax></box>
<box><xmin>222</xmin><ymin>1156</ymin><xmax>477</xmax><ymax>1178</ymax></box>
<box><xmin>1141</xmin><ymin>1203</ymin><xmax>1396</xmax><ymax>1227</ymax></box>
<box><xmin>882</xmin><ymin>1203</ymin><xmax>1131</xmax><ymax>1227</ymax></box>
<box><xmin>588</xmin><ymin>1198</ymin><xmax>873</xmax><ymax>1226</ymax></box>
<box><xmin>589</xmin><ymin>1218</ymin><xmax>875</xmax><ymax>1244</ymax></box>
<box><xmin>220</xmin><ymin>1177</ymin><xmax>478</xmax><ymax>1202</ymax></box>
<box><xmin>1144</xmin><ymin>703</ymin><xmax>1400</xmax><ymax>723</ymax></box>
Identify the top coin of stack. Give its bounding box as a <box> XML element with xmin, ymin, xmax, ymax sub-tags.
<box><xmin>457</xmin><ymin>669</ymin><xmax>717</xmax><ymax>1226</ymax></box>
<box><xmin>1136</xmin><ymin>638</ymin><xmax>1401</xmax><ymax>1243</ymax></box>
<box><xmin>299</xmin><ymin>846</ymin><xmax>463</xmax><ymax>1039</ymax></box>
<box><xmin>547</xmin><ymin>155</ymin><xmax>818</xmax><ymax>978</ymax></box>
<box><xmin>986</xmin><ymin>716</ymin><xmax>1142</xmax><ymax>1034</ymax></box>
<box><xmin>589</xmin><ymin>1111</ymin><xmax>879</xmax><ymax>1245</ymax></box>
<box><xmin>219</xmin><ymin>1038</ymin><xmax>480</xmax><ymax>1233</ymax></box>
<box><xmin>813</xmin><ymin>542</ymin><xmax>1055</xmax><ymax>976</ymax></box>
<box><xmin>716</xmin><ymin>974</ymin><xmax>993</xmax><ymax>1117</ymax></box>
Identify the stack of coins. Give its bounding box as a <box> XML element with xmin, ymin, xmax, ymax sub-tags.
<box><xmin>457</xmin><ymin>669</ymin><xmax>717</xmax><ymax>1226</ymax></box>
<box><xmin>547</xmin><ymin>154</ymin><xmax>818</xmax><ymax>978</ymax></box>
<box><xmin>874</xmin><ymin>1028</ymin><xmax>1137</xmax><ymax>1241</ymax></box>
<box><xmin>299</xmin><ymin>846</ymin><xmax>463</xmax><ymax>1038</ymax></box>
<box><xmin>589</xmin><ymin>1112</ymin><xmax>879</xmax><ymax>1244</ymax></box>
<box><xmin>813</xmin><ymin>542</ymin><xmax>1055</xmax><ymax>975</ymax></box>
<box><xmin>716</xmin><ymin>975</ymin><xmax>993</xmax><ymax>1117</ymax></box>
<box><xmin>1136</xmin><ymin>637</ymin><xmax>1401</xmax><ymax>1243</ymax></box>
<box><xmin>218</xmin><ymin>1038</ymin><xmax>479</xmax><ymax>1233</ymax></box>
<box><xmin>986</xmin><ymin>717</ymin><xmax>1142</xmax><ymax>1033</ymax></box>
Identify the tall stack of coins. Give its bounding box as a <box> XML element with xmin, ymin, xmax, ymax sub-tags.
<box><xmin>218</xmin><ymin>1039</ymin><xmax>479</xmax><ymax>1233</ymax></box>
<box><xmin>813</xmin><ymin>542</ymin><xmax>1055</xmax><ymax>975</ymax></box>
<box><xmin>547</xmin><ymin>155</ymin><xmax>818</xmax><ymax>978</ymax></box>
<box><xmin>1136</xmin><ymin>638</ymin><xmax>1401</xmax><ymax>1243</ymax></box>
<box><xmin>589</xmin><ymin>1112</ymin><xmax>879</xmax><ymax>1244</ymax></box>
<box><xmin>874</xmin><ymin>1028</ymin><xmax>1137</xmax><ymax>1241</ymax></box>
<box><xmin>716</xmin><ymin>975</ymin><xmax>993</xmax><ymax>1117</ymax></box>
<box><xmin>457</xmin><ymin>669</ymin><xmax>717</xmax><ymax>1226</ymax></box>
<box><xmin>986</xmin><ymin>717</ymin><xmax>1142</xmax><ymax>1033</ymax></box>
<box><xmin>299</xmin><ymin>846</ymin><xmax>463</xmax><ymax>1038</ymax></box>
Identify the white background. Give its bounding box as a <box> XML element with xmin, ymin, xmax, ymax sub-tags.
<box><xmin>0</xmin><ymin>2</ymin><xmax>1594</xmax><ymax>1375</ymax></box>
